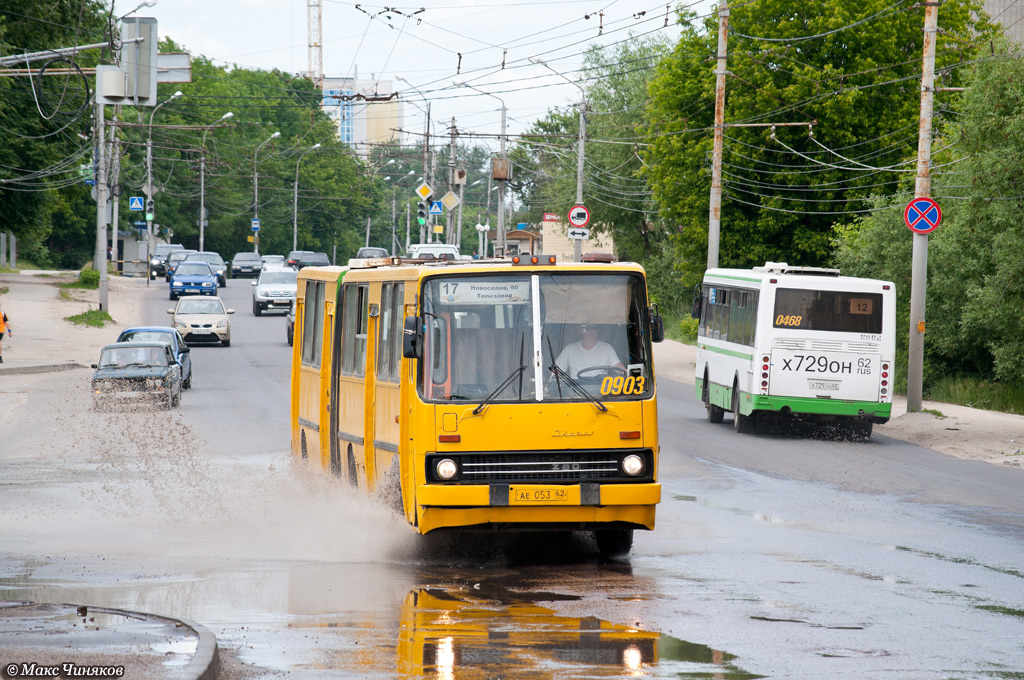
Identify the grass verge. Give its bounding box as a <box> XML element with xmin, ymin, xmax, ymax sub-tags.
<box><xmin>65</xmin><ymin>309</ymin><xmax>113</xmax><ymax>328</ymax></box>
<box><xmin>925</xmin><ymin>375</ymin><xmax>1024</xmax><ymax>415</ymax></box>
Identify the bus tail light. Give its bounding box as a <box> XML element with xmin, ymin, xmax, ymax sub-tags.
<box><xmin>619</xmin><ymin>431</ymin><xmax>641</xmax><ymax>439</ymax></box>
<box><xmin>438</xmin><ymin>434</ymin><xmax>460</xmax><ymax>443</ymax></box>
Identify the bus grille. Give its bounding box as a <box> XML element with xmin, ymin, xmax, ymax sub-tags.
<box><xmin>425</xmin><ymin>449</ymin><xmax>654</xmax><ymax>484</ymax></box>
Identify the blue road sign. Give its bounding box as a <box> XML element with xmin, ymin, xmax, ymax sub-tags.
<box><xmin>904</xmin><ymin>197</ymin><xmax>941</xmax><ymax>234</ymax></box>
<box><xmin>251</xmin><ymin>218</ymin><xmax>261</xmax><ymax>232</ymax></box>
<box><xmin>129</xmin><ymin>196</ymin><xmax>144</xmax><ymax>211</ymax></box>
<box><xmin>429</xmin><ymin>201</ymin><xmax>443</xmax><ymax>215</ymax></box>
<box><xmin>133</xmin><ymin>221</ymin><xmax>147</xmax><ymax>227</ymax></box>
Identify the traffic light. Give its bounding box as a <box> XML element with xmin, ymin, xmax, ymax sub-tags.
<box><xmin>145</xmin><ymin>198</ymin><xmax>155</xmax><ymax>221</ymax></box>
<box><xmin>417</xmin><ymin>201</ymin><xmax>428</xmax><ymax>225</ymax></box>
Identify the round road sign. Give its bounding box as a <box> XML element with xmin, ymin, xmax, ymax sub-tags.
<box><xmin>568</xmin><ymin>205</ymin><xmax>590</xmax><ymax>228</ymax></box>
<box><xmin>904</xmin><ymin>197</ymin><xmax>941</xmax><ymax>234</ymax></box>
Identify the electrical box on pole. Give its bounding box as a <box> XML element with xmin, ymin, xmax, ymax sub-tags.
<box><xmin>118</xmin><ymin>17</ymin><xmax>158</xmax><ymax>105</ymax></box>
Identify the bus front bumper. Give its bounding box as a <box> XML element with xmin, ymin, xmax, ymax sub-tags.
<box><xmin>415</xmin><ymin>482</ymin><xmax>660</xmax><ymax>534</ymax></box>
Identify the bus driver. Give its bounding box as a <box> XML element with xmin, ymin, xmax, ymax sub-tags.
<box><xmin>554</xmin><ymin>323</ymin><xmax>624</xmax><ymax>379</ymax></box>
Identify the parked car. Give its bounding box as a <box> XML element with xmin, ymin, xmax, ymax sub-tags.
<box><xmin>261</xmin><ymin>254</ymin><xmax>285</xmax><ymax>268</ymax></box>
<box><xmin>286</xmin><ymin>299</ymin><xmax>295</xmax><ymax>346</ymax></box>
<box><xmin>149</xmin><ymin>243</ymin><xmax>184</xmax><ymax>280</ymax></box>
<box><xmin>164</xmin><ymin>249</ymin><xmax>197</xmax><ymax>282</ymax></box>
<box><xmin>115</xmin><ymin>326</ymin><xmax>192</xmax><ymax>389</ymax></box>
<box><xmin>231</xmin><ymin>252</ymin><xmax>263</xmax><ymax>278</ymax></box>
<box><xmin>251</xmin><ymin>267</ymin><xmax>297</xmax><ymax>316</ymax></box>
<box><xmin>183</xmin><ymin>251</ymin><xmax>228</xmax><ymax>287</ymax></box>
<box><xmin>285</xmin><ymin>250</ymin><xmax>330</xmax><ymax>269</ymax></box>
<box><xmin>169</xmin><ymin>261</ymin><xmax>218</xmax><ymax>300</ymax></box>
<box><xmin>91</xmin><ymin>342</ymin><xmax>182</xmax><ymax>409</ymax></box>
<box><xmin>168</xmin><ymin>295</ymin><xmax>234</xmax><ymax>346</ymax></box>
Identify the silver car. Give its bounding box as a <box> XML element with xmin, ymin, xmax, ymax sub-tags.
<box><xmin>252</xmin><ymin>267</ymin><xmax>298</xmax><ymax>316</ymax></box>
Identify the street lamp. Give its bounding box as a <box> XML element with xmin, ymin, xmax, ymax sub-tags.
<box><xmin>293</xmin><ymin>143</ymin><xmax>321</xmax><ymax>252</ymax></box>
<box><xmin>199</xmin><ymin>111</ymin><xmax>233</xmax><ymax>252</ymax></box>
<box><xmin>253</xmin><ymin>130</ymin><xmax>281</xmax><ymax>254</ymax></box>
<box><xmin>397</xmin><ymin>75</ymin><xmax>434</xmax><ymax>245</ymax></box>
<box><xmin>454</xmin><ymin>80</ymin><xmax>509</xmax><ymax>257</ymax></box>
<box><xmin>146</xmin><ymin>89</ymin><xmax>181</xmax><ymax>282</ymax></box>
<box><xmin>530</xmin><ymin>56</ymin><xmax>587</xmax><ymax>261</ymax></box>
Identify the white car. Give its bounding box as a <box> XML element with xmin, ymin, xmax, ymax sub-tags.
<box><xmin>251</xmin><ymin>267</ymin><xmax>298</xmax><ymax>316</ymax></box>
<box><xmin>168</xmin><ymin>295</ymin><xmax>234</xmax><ymax>346</ymax></box>
<box><xmin>407</xmin><ymin>243</ymin><xmax>461</xmax><ymax>260</ymax></box>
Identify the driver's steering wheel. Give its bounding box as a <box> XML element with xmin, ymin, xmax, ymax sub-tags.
<box><xmin>575</xmin><ymin>365</ymin><xmax>626</xmax><ymax>381</ymax></box>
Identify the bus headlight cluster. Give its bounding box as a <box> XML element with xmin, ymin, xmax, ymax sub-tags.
<box><xmin>436</xmin><ymin>458</ymin><xmax>458</xmax><ymax>480</ymax></box>
<box><xmin>621</xmin><ymin>454</ymin><xmax>644</xmax><ymax>477</ymax></box>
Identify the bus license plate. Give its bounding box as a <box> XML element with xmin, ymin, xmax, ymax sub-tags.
<box><xmin>808</xmin><ymin>380</ymin><xmax>840</xmax><ymax>391</ymax></box>
<box><xmin>510</xmin><ymin>486</ymin><xmax>574</xmax><ymax>505</ymax></box>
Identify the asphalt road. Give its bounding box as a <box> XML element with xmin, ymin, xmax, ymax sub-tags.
<box><xmin>1</xmin><ymin>277</ymin><xmax>1022</xmax><ymax>679</ymax></box>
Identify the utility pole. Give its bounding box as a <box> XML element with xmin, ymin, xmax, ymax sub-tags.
<box><xmin>573</xmin><ymin>95</ymin><xmax>587</xmax><ymax>262</ymax></box>
<box><xmin>110</xmin><ymin>111</ymin><xmax>121</xmax><ymax>270</ymax></box>
<box><xmin>405</xmin><ymin>202</ymin><xmax>411</xmax><ymax>255</ymax></box>
<box><xmin>446</xmin><ymin>116</ymin><xmax>456</xmax><ymax>245</ymax></box>
<box><xmin>907</xmin><ymin>1</ymin><xmax>939</xmax><ymax>412</ymax></box>
<box><xmin>707</xmin><ymin>0</ymin><xmax>729</xmax><ymax>270</ymax></box>
<box><xmin>94</xmin><ymin>101</ymin><xmax>109</xmax><ymax>311</ymax></box>
<box><xmin>390</xmin><ymin>189</ymin><xmax>397</xmax><ymax>255</ymax></box>
<box><xmin>422</xmin><ymin>103</ymin><xmax>431</xmax><ymax>245</ymax></box>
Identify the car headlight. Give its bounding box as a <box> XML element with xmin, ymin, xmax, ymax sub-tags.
<box><xmin>216</xmin><ymin>319</ymin><xmax>228</xmax><ymax>328</ymax></box>
<box><xmin>151</xmin><ymin>258</ymin><xmax>159</xmax><ymax>265</ymax></box>
<box><xmin>435</xmin><ymin>458</ymin><xmax>458</xmax><ymax>481</ymax></box>
<box><xmin>622</xmin><ymin>454</ymin><xmax>644</xmax><ymax>477</ymax></box>
<box><xmin>173</xmin><ymin>321</ymin><xmax>186</xmax><ymax>329</ymax></box>
<box><xmin>201</xmin><ymin>282</ymin><xmax>213</xmax><ymax>287</ymax></box>
<box><xmin>172</xmin><ymin>281</ymin><xmax>183</xmax><ymax>286</ymax></box>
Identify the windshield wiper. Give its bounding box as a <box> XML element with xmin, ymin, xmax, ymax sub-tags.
<box><xmin>547</xmin><ymin>362</ymin><xmax>607</xmax><ymax>412</ymax></box>
<box><xmin>472</xmin><ymin>364</ymin><xmax>528</xmax><ymax>414</ymax></box>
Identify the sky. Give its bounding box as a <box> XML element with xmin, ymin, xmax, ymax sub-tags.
<box><xmin>138</xmin><ymin>0</ymin><xmax>718</xmax><ymax>149</ymax></box>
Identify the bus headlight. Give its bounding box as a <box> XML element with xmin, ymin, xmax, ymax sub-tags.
<box><xmin>436</xmin><ymin>458</ymin><xmax>458</xmax><ymax>480</ymax></box>
<box><xmin>622</xmin><ymin>454</ymin><xmax>644</xmax><ymax>477</ymax></box>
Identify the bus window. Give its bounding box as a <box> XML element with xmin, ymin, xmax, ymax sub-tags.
<box><xmin>378</xmin><ymin>283</ymin><xmax>393</xmax><ymax>380</ymax></box>
<box><xmin>773</xmin><ymin>289</ymin><xmax>883</xmax><ymax>333</ymax></box>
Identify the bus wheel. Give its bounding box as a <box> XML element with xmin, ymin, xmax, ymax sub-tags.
<box><xmin>301</xmin><ymin>432</ymin><xmax>309</xmax><ymax>461</ymax></box>
<box><xmin>732</xmin><ymin>384</ymin><xmax>754</xmax><ymax>434</ymax></box>
<box><xmin>595</xmin><ymin>529</ymin><xmax>633</xmax><ymax>558</ymax></box>
<box><xmin>346</xmin><ymin>445</ymin><xmax>358</xmax><ymax>489</ymax></box>
<box><xmin>703</xmin><ymin>375</ymin><xmax>724</xmax><ymax>424</ymax></box>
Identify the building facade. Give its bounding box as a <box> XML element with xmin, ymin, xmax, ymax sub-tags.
<box><xmin>320</xmin><ymin>77</ymin><xmax>401</xmax><ymax>155</ymax></box>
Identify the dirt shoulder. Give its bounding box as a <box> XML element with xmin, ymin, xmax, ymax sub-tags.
<box><xmin>653</xmin><ymin>338</ymin><xmax>1024</xmax><ymax>467</ymax></box>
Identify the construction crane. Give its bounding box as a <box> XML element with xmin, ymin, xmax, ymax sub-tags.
<box><xmin>307</xmin><ymin>0</ymin><xmax>323</xmax><ymax>89</ymax></box>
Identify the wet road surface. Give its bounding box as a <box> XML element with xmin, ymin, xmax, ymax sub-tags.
<box><xmin>1</xmin><ymin>282</ymin><xmax>1022</xmax><ymax>679</ymax></box>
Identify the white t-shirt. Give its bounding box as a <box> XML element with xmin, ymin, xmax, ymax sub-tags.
<box><xmin>555</xmin><ymin>340</ymin><xmax>621</xmax><ymax>378</ymax></box>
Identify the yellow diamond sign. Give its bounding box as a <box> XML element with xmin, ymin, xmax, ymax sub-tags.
<box><xmin>441</xmin><ymin>190</ymin><xmax>460</xmax><ymax>211</ymax></box>
<box><xmin>415</xmin><ymin>182</ymin><xmax>433</xmax><ymax>200</ymax></box>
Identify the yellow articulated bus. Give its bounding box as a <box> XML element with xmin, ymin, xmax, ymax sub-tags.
<box><xmin>290</xmin><ymin>255</ymin><xmax>665</xmax><ymax>556</ymax></box>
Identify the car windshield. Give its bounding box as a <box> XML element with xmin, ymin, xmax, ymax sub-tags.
<box><xmin>235</xmin><ymin>254</ymin><xmax>260</xmax><ymax>263</ymax></box>
<box><xmin>259</xmin><ymin>271</ymin><xmax>297</xmax><ymax>285</ymax></box>
<box><xmin>186</xmin><ymin>253</ymin><xmax>224</xmax><ymax>266</ymax></box>
<box><xmin>169</xmin><ymin>252</ymin><xmax>194</xmax><ymax>264</ymax></box>
<box><xmin>419</xmin><ymin>272</ymin><xmax>654</xmax><ymax>404</ymax></box>
<box><xmin>177</xmin><ymin>298</ymin><xmax>225</xmax><ymax>315</ymax></box>
<box><xmin>100</xmin><ymin>346</ymin><xmax>168</xmax><ymax>367</ymax></box>
<box><xmin>175</xmin><ymin>263</ymin><xmax>213</xmax><ymax>276</ymax></box>
<box><xmin>119</xmin><ymin>330</ymin><xmax>174</xmax><ymax>346</ymax></box>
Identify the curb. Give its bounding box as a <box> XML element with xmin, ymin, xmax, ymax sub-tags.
<box><xmin>177</xmin><ymin>614</ymin><xmax>221</xmax><ymax>680</ymax></box>
<box><xmin>0</xmin><ymin>363</ymin><xmax>87</xmax><ymax>376</ymax></box>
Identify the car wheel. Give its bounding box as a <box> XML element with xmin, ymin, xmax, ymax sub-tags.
<box><xmin>253</xmin><ymin>302</ymin><xmax>262</xmax><ymax>316</ymax></box>
<box><xmin>183</xmin><ymin>373</ymin><xmax>192</xmax><ymax>389</ymax></box>
<box><xmin>287</xmin><ymin>326</ymin><xmax>293</xmax><ymax>346</ymax></box>
<box><xmin>222</xmin><ymin>338</ymin><xmax>231</xmax><ymax>347</ymax></box>
<box><xmin>220</xmin><ymin>277</ymin><xmax>227</xmax><ymax>288</ymax></box>
<box><xmin>169</xmin><ymin>292</ymin><xmax>176</xmax><ymax>300</ymax></box>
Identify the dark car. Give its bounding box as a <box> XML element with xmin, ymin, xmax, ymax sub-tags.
<box><xmin>231</xmin><ymin>252</ymin><xmax>263</xmax><ymax>278</ymax></box>
<box><xmin>355</xmin><ymin>247</ymin><xmax>389</xmax><ymax>259</ymax></box>
<box><xmin>169</xmin><ymin>261</ymin><xmax>218</xmax><ymax>300</ymax></box>
<box><xmin>183</xmin><ymin>251</ymin><xmax>228</xmax><ymax>287</ymax></box>
<box><xmin>285</xmin><ymin>250</ymin><xmax>331</xmax><ymax>269</ymax></box>
<box><xmin>150</xmin><ymin>243</ymin><xmax>184</xmax><ymax>280</ymax></box>
<box><xmin>91</xmin><ymin>342</ymin><xmax>183</xmax><ymax>409</ymax></box>
<box><xmin>115</xmin><ymin>326</ymin><xmax>193</xmax><ymax>389</ymax></box>
<box><xmin>165</xmin><ymin>249</ymin><xmax>197</xmax><ymax>282</ymax></box>
<box><xmin>286</xmin><ymin>298</ymin><xmax>295</xmax><ymax>346</ymax></box>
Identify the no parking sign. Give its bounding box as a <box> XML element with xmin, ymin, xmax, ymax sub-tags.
<box><xmin>904</xmin><ymin>197</ymin><xmax>941</xmax><ymax>234</ymax></box>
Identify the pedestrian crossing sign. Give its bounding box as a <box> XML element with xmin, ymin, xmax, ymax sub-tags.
<box><xmin>429</xmin><ymin>201</ymin><xmax>443</xmax><ymax>215</ymax></box>
<box><xmin>129</xmin><ymin>197</ymin><xmax>144</xmax><ymax>211</ymax></box>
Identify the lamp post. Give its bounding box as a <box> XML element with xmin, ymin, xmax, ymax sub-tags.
<box><xmin>454</xmin><ymin>81</ymin><xmax>508</xmax><ymax>257</ymax></box>
<box><xmin>253</xmin><ymin>130</ymin><xmax>280</xmax><ymax>253</ymax></box>
<box><xmin>397</xmin><ymin>75</ymin><xmax>434</xmax><ymax>244</ymax></box>
<box><xmin>199</xmin><ymin>111</ymin><xmax>233</xmax><ymax>253</ymax></box>
<box><xmin>292</xmin><ymin>143</ymin><xmax>321</xmax><ymax>251</ymax></box>
<box><xmin>529</xmin><ymin>57</ymin><xmax>587</xmax><ymax>261</ymax></box>
<box><xmin>146</xmin><ymin>89</ymin><xmax>182</xmax><ymax>282</ymax></box>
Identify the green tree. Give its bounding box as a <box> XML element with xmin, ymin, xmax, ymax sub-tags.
<box><xmin>645</xmin><ymin>0</ymin><xmax>995</xmax><ymax>291</ymax></box>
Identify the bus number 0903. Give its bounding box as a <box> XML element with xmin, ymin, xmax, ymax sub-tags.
<box><xmin>600</xmin><ymin>376</ymin><xmax>645</xmax><ymax>395</ymax></box>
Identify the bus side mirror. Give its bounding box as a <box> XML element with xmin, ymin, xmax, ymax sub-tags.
<box><xmin>650</xmin><ymin>315</ymin><xmax>665</xmax><ymax>343</ymax></box>
<box><xmin>690</xmin><ymin>285</ymin><xmax>703</xmax><ymax>319</ymax></box>
<box><xmin>402</xmin><ymin>315</ymin><xmax>423</xmax><ymax>358</ymax></box>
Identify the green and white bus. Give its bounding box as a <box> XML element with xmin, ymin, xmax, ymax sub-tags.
<box><xmin>692</xmin><ymin>262</ymin><xmax>896</xmax><ymax>438</ymax></box>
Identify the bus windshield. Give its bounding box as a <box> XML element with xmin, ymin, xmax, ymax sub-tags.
<box><xmin>421</xmin><ymin>272</ymin><xmax>654</xmax><ymax>403</ymax></box>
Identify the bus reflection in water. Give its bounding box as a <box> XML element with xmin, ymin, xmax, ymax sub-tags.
<box><xmin>290</xmin><ymin>254</ymin><xmax>665</xmax><ymax>557</ymax></box>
